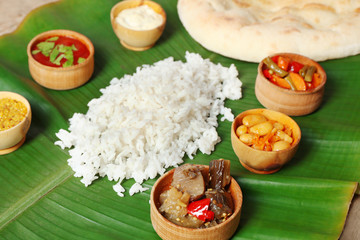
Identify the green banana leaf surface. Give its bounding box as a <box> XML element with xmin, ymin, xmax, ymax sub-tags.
<box><xmin>0</xmin><ymin>0</ymin><xmax>359</xmax><ymax>239</ymax></box>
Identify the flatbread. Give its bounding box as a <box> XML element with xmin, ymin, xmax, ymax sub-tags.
<box><xmin>177</xmin><ymin>0</ymin><xmax>360</xmax><ymax>62</ymax></box>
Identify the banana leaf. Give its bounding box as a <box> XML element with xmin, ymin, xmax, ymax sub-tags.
<box><xmin>0</xmin><ymin>0</ymin><xmax>359</xmax><ymax>239</ymax></box>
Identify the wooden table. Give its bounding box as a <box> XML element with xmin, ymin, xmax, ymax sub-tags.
<box><xmin>0</xmin><ymin>1</ymin><xmax>358</xmax><ymax>239</ymax></box>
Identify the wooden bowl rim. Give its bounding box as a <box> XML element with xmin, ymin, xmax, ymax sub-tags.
<box><xmin>27</xmin><ymin>29</ymin><xmax>94</xmax><ymax>71</ymax></box>
<box><xmin>257</xmin><ymin>52</ymin><xmax>327</xmax><ymax>95</ymax></box>
<box><xmin>0</xmin><ymin>91</ymin><xmax>31</xmax><ymax>134</ymax></box>
<box><xmin>110</xmin><ymin>0</ymin><xmax>166</xmax><ymax>33</ymax></box>
<box><xmin>150</xmin><ymin>164</ymin><xmax>243</xmax><ymax>232</ymax></box>
<box><xmin>0</xmin><ymin>136</ymin><xmax>26</xmax><ymax>154</ymax></box>
<box><xmin>231</xmin><ymin>108</ymin><xmax>301</xmax><ymax>154</ymax></box>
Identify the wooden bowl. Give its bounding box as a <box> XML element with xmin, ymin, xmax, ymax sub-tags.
<box><xmin>27</xmin><ymin>29</ymin><xmax>94</xmax><ymax>90</ymax></box>
<box><xmin>110</xmin><ymin>0</ymin><xmax>166</xmax><ymax>51</ymax></box>
<box><xmin>150</xmin><ymin>165</ymin><xmax>243</xmax><ymax>240</ymax></box>
<box><xmin>231</xmin><ymin>109</ymin><xmax>301</xmax><ymax>174</ymax></box>
<box><xmin>0</xmin><ymin>91</ymin><xmax>32</xmax><ymax>155</ymax></box>
<box><xmin>255</xmin><ymin>53</ymin><xmax>326</xmax><ymax>116</ymax></box>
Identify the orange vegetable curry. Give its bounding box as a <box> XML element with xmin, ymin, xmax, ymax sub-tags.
<box><xmin>262</xmin><ymin>55</ymin><xmax>322</xmax><ymax>91</ymax></box>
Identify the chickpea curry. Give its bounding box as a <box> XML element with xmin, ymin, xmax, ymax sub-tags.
<box><xmin>235</xmin><ymin>113</ymin><xmax>294</xmax><ymax>151</ymax></box>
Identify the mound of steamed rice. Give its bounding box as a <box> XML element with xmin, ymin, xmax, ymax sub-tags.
<box><xmin>55</xmin><ymin>52</ymin><xmax>242</xmax><ymax>197</ymax></box>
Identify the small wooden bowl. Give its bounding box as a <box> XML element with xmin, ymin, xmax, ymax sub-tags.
<box><xmin>150</xmin><ymin>165</ymin><xmax>243</xmax><ymax>240</ymax></box>
<box><xmin>231</xmin><ymin>109</ymin><xmax>301</xmax><ymax>174</ymax></box>
<box><xmin>255</xmin><ymin>53</ymin><xmax>326</xmax><ymax>116</ymax></box>
<box><xmin>110</xmin><ymin>0</ymin><xmax>166</xmax><ymax>51</ymax></box>
<box><xmin>0</xmin><ymin>91</ymin><xmax>32</xmax><ymax>155</ymax></box>
<box><xmin>27</xmin><ymin>29</ymin><xmax>94</xmax><ymax>90</ymax></box>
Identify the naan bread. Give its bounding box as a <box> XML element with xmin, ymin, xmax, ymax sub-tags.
<box><xmin>177</xmin><ymin>0</ymin><xmax>360</xmax><ymax>62</ymax></box>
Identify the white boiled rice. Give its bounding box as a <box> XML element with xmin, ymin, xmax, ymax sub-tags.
<box><xmin>55</xmin><ymin>52</ymin><xmax>242</xmax><ymax>197</ymax></box>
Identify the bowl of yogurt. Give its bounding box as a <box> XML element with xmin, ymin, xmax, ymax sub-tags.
<box><xmin>110</xmin><ymin>0</ymin><xmax>166</xmax><ymax>51</ymax></box>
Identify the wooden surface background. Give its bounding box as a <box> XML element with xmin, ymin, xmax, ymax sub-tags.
<box><xmin>0</xmin><ymin>1</ymin><xmax>358</xmax><ymax>239</ymax></box>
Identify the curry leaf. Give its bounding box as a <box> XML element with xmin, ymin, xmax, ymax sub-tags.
<box><xmin>49</xmin><ymin>45</ymin><xmax>60</xmax><ymax>63</ymax></box>
<box><xmin>78</xmin><ymin>57</ymin><xmax>86</xmax><ymax>64</ymax></box>
<box><xmin>63</xmin><ymin>59</ymin><xmax>73</xmax><ymax>67</ymax></box>
<box><xmin>53</xmin><ymin>53</ymin><xmax>65</xmax><ymax>65</ymax></box>
<box><xmin>36</xmin><ymin>41</ymin><xmax>55</xmax><ymax>57</ymax></box>
<box><xmin>31</xmin><ymin>49</ymin><xmax>41</xmax><ymax>55</ymax></box>
<box><xmin>46</xmin><ymin>36</ymin><xmax>59</xmax><ymax>42</ymax></box>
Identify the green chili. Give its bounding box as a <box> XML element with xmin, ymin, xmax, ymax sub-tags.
<box><xmin>263</xmin><ymin>57</ymin><xmax>288</xmax><ymax>78</ymax></box>
<box><xmin>304</xmin><ymin>66</ymin><xmax>316</xmax><ymax>82</ymax></box>
<box><xmin>284</xmin><ymin>75</ymin><xmax>296</xmax><ymax>90</ymax></box>
<box><xmin>299</xmin><ymin>65</ymin><xmax>309</xmax><ymax>78</ymax></box>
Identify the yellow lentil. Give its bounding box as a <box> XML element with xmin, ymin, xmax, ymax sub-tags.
<box><xmin>0</xmin><ymin>98</ymin><xmax>27</xmax><ymax>131</ymax></box>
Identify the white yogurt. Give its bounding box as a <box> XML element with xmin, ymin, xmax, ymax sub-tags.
<box><xmin>115</xmin><ymin>5</ymin><xmax>163</xmax><ymax>31</ymax></box>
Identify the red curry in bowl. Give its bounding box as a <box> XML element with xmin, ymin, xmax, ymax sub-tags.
<box><xmin>31</xmin><ymin>35</ymin><xmax>90</xmax><ymax>68</ymax></box>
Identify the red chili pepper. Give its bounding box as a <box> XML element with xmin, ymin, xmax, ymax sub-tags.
<box><xmin>271</xmin><ymin>55</ymin><xmax>279</xmax><ymax>64</ymax></box>
<box><xmin>202</xmin><ymin>209</ymin><xmax>214</xmax><ymax>221</ymax></box>
<box><xmin>263</xmin><ymin>69</ymin><xmax>273</xmax><ymax>80</ymax></box>
<box><xmin>289</xmin><ymin>61</ymin><xmax>304</xmax><ymax>73</ymax></box>
<box><xmin>187</xmin><ymin>198</ymin><xmax>215</xmax><ymax>222</ymax></box>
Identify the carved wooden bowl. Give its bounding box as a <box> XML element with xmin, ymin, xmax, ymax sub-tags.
<box><xmin>150</xmin><ymin>165</ymin><xmax>243</xmax><ymax>240</ymax></box>
<box><xmin>27</xmin><ymin>29</ymin><xmax>94</xmax><ymax>90</ymax></box>
<box><xmin>255</xmin><ymin>53</ymin><xmax>326</xmax><ymax>116</ymax></box>
<box><xmin>231</xmin><ymin>108</ymin><xmax>301</xmax><ymax>174</ymax></box>
<box><xmin>0</xmin><ymin>91</ymin><xmax>31</xmax><ymax>154</ymax></box>
<box><xmin>110</xmin><ymin>0</ymin><xmax>166</xmax><ymax>51</ymax></box>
